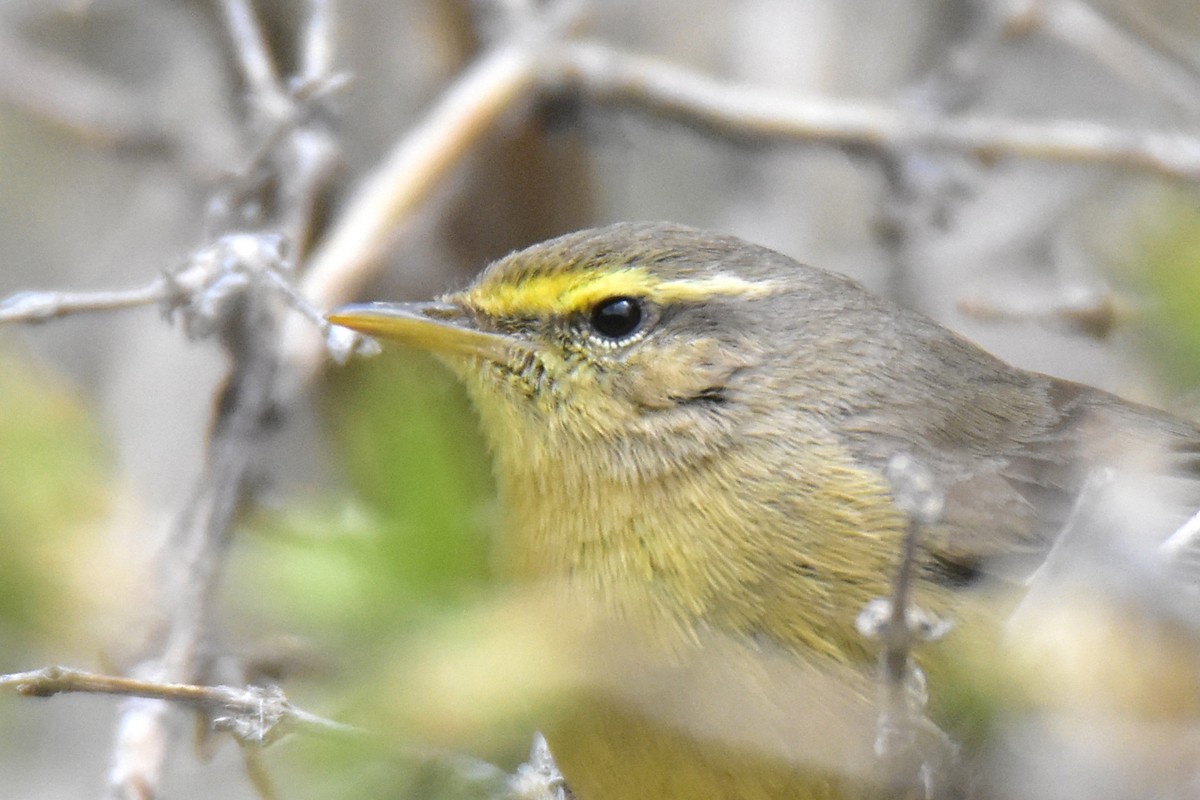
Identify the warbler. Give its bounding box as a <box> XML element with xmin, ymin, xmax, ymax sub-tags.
<box><xmin>326</xmin><ymin>222</ymin><xmax>1200</xmax><ymax>799</ymax></box>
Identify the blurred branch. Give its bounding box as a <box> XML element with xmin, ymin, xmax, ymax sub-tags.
<box><xmin>0</xmin><ymin>235</ymin><xmax>372</xmax><ymax>357</ymax></box>
<box><xmin>282</xmin><ymin>0</ymin><xmax>586</xmax><ymax>382</ymax></box>
<box><xmin>876</xmin><ymin>0</ymin><xmax>1004</xmax><ymax>308</ymax></box>
<box><xmin>1</xmin><ymin>666</ymin><xmax>365</xmax><ymax>744</ymax></box>
<box><xmin>4</xmin><ymin>665</ymin><xmax>533</xmax><ymax>798</ymax></box>
<box><xmin>216</xmin><ymin>0</ymin><xmax>289</xmax><ymax>115</ymax></box>
<box><xmin>550</xmin><ymin>41</ymin><xmax>1200</xmax><ymax>179</ymax></box>
<box><xmin>293</xmin><ymin>43</ymin><xmax>534</xmax><ymax>303</ymax></box>
<box><xmin>0</xmin><ymin>30</ymin><xmax>175</xmax><ymax>153</ymax></box>
<box><xmin>101</xmin><ymin>2</ymin><xmax>345</xmax><ymax>798</ymax></box>
<box><xmin>1018</xmin><ymin>0</ymin><xmax>1200</xmax><ymax>118</ymax></box>
<box><xmin>957</xmin><ymin>284</ymin><xmax>1126</xmax><ymax>339</ymax></box>
<box><xmin>0</xmin><ymin>281</ymin><xmax>172</xmax><ymax>323</ymax></box>
<box><xmin>858</xmin><ymin>455</ymin><xmax>957</xmax><ymax>797</ymax></box>
<box><xmin>300</xmin><ymin>0</ymin><xmax>336</xmax><ymax>85</ymax></box>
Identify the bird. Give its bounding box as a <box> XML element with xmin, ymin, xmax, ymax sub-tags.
<box><xmin>326</xmin><ymin>222</ymin><xmax>1200</xmax><ymax>799</ymax></box>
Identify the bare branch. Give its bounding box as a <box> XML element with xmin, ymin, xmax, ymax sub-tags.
<box><xmin>878</xmin><ymin>454</ymin><xmax>946</xmax><ymax>679</ymax></box>
<box><xmin>216</xmin><ymin>0</ymin><xmax>289</xmax><ymax>115</ymax></box>
<box><xmin>296</xmin><ymin>44</ymin><xmax>535</xmax><ymax>300</ymax></box>
<box><xmin>102</xmin><ymin>5</ymin><xmax>348</xmax><ymax>796</ymax></box>
<box><xmin>0</xmin><ymin>281</ymin><xmax>172</xmax><ymax>324</ymax></box>
<box><xmin>1024</xmin><ymin>0</ymin><xmax>1200</xmax><ymax>118</ymax></box>
<box><xmin>5</xmin><ymin>665</ymin><xmax>528</xmax><ymax>797</ymax></box>
<box><xmin>1</xmin><ymin>666</ymin><xmax>365</xmax><ymax>744</ymax></box>
<box><xmin>300</xmin><ymin>0</ymin><xmax>336</xmax><ymax>87</ymax></box>
<box><xmin>957</xmin><ymin>285</ymin><xmax>1127</xmax><ymax>339</ymax></box>
<box><xmin>282</xmin><ymin>0</ymin><xmax>586</xmax><ymax>381</ymax></box>
<box><xmin>876</xmin><ymin>0</ymin><xmax>1007</xmax><ymax>308</ymax></box>
<box><xmin>550</xmin><ymin>41</ymin><xmax>1200</xmax><ymax>179</ymax></box>
<box><xmin>856</xmin><ymin>454</ymin><xmax>958</xmax><ymax>797</ymax></box>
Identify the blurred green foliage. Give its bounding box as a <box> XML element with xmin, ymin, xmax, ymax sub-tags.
<box><xmin>238</xmin><ymin>349</ymin><xmax>503</xmax><ymax>797</ymax></box>
<box><xmin>234</xmin><ymin>349</ymin><xmax>494</xmax><ymax>643</ymax></box>
<box><xmin>324</xmin><ymin>350</ymin><xmax>495</xmax><ymax>606</ymax></box>
<box><xmin>0</xmin><ymin>347</ymin><xmax>110</xmax><ymax>653</ymax></box>
<box><xmin>1129</xmin><ymin>188</ymin><xmax>1200</xmax><ymax>393</ymax></box>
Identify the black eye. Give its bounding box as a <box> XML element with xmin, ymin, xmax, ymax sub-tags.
<box><xmin>589</xmin><ymin>296</ymin><xmax>643</xmax><ymax>340</ymax></box>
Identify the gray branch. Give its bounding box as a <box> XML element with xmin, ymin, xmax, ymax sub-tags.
<box><xmin>550</xmin><ymin>41</ymin><xmax>1200</xmax><ymax>179</ymax></box>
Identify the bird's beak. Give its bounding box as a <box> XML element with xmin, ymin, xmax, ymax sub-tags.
<box><xmin>325</xmin><ymin>301</ymin><xmax>515</xmax><ymax>362</ymax></box>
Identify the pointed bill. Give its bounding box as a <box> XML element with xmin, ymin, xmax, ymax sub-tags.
<box><xmin>326</xmin><ymin>302</ymin><xmax>515</xmax><ymax>362</ymax></box>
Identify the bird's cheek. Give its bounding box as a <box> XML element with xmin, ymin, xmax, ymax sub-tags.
<box><xmin>621</xmin><ymin>340</ymin><xmax>753</xmax><ymax>410</ymax></box>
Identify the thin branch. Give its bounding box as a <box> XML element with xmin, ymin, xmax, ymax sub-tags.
<box><xmin>2</xmin><ymin>667</ymin><xmax>364</xmax><ymax>743</ymax></box>
<box><xmin>295</xmin><ymin>43</ymin><xmax>536</xmax><ymax>300</ymax></box>
<box><xmin>300</xmin><ymin>0</ymin><xmax>336</xmax><ymax>87</ymax></box>
<box><xmin>281</xmin><ymin>0</ymin><xmax>586</xmax><ymax>382</ymax></box>
<box><xmin>216</xmin><ymin>0</ymin><xmax>284</xmax><ymax>94</ymax></box>
<box><xmin>957</xmin><ymin>285</ymin><xmax>1126</xmax><ymax>339</ymax></box>
<box><xmin>550</xmin><ymin>41</ymin><xmax>1200</xmax><ymax>180</ymax></box>
<box><xmin>103</xmin><ymin>5</ymin><xmax>347</xmax><ymax>797</ymax></box>
<box><xmin>876</xmin><ymin>0</ymin><xmax>1005</xmax><ymax>309</ymax></box>
<box><xmin>4</xmin><ymin>665</ymin><xmax>529</xmax><ymax>797</ymax></box>
<box><xmin>0</xmin><ymin>281</ymin><xmax>172</xmax><ymax>323</ymax></box>
<box><xmin>1026</xmin><ymin>0</ymin><xmax>1200</xmax><ymax>119</ymax></box>
<box><xmin>857</xmin><ymin>454</ymin><xmax>957</xmax><ymax>797</ymax></box>
<box><xmin>878</xmin><ymin>454</ymin><xmax>945</xmax><ymax>683</ymax></box>
<box><xmin>216</xmin><ymin>0</ymin><xmax>289</xmax><ymax>115</ymax></box>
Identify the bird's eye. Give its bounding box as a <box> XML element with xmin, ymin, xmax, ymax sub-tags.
<box><xmin>589</xmin><ymin>296</ymin><xmax>644</xmax><ymax>340</ymax></box>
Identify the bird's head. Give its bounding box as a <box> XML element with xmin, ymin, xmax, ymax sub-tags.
<box><xmin>327</xmin><ymin>223</ymin><xmax>803</xmax><ymax>482</ymax></box>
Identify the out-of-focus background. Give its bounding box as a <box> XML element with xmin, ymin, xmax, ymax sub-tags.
<box><xmin>2</xmin><ymin>1</ymin><xmax>1200</xmax><ymax>798</ymax></box>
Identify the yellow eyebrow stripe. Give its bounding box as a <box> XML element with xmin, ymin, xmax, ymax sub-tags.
<box><xmin>461</xmin><ymin>267</ymin><xmax>779</xmax><ymax>318</ymax></box>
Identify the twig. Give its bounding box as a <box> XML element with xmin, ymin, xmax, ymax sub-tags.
<box><xmin>295</xmin><ymin>43</ymin><xmax>535</xmax><ymax>302</ymax></box>
<box><xmin>877</xmin><ymin>454</ymin><xmax>945</xmax><ymax>683</ymax></box>
<box><xmin>281</xmin><ymin>0</ymin><xmax>586</xmax><ymax>382</ymax></box>
<box><xmin>858</xmin><ymin>454</ymin><xmax>956</xmax><ymax>797</ymax></box>
<box><xmin>876</xmin><ymin>0</ymin><xmax>1003</xmax><ymax>308</ymax></box>
<box><xmin>1024</xmin><ymin>0</ymin><xmax>1200</xmax><ymax>118</ymax></box>
<box><xmin>0</xmin><ymin>281</ymin><xmax>172</xmax><ymax>323</ymax></box>
<box><xmin>1</xmin><ymin>666</ymin><xmax>364</xmax><ymax>743</ymax></box>
<box><xmin>549</xmin><ymin>41</ymin><xmax>1200</xmax><ymax>180</ymax></box>
<box><xmin>104</xmin><ymin>302</ymin><xmax>278</xmax><ymax>797</ymax></box>
<box><xmin>4</xmin><ymin>665</ymin><xmax>526</xmax><ymax>797</ymax></box>
<box><xmin>102</xmin><ymin>3</ymin><xmax>346</xmax><ymax>797</ymax></box>
<box><xmin>957</xmin><ymin>284</ymin><xmax>1126</xmax><ymax>339</ymax></box>
<box><xmin>216</xmin><ymin>0</ymin><xmax>289</xmax><ymax>115</ymax></box>
<box><xmin>299</xmin><ymin>0</ymin><xmax>336</xmax><ymax>87</ymax></box>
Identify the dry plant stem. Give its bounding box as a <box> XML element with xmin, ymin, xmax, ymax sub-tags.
<box><xmin>876</xmin><ymin>517</ymin><xmax>938</xmax><ymax>798</ymax></box>
<box><xmin>884</xmin><ymin>520</ymin><xmax>922</xmax><ymax>687</ymax></box>
<box><xmin>104</xmin><ymin>3</ymin><xmax>342</xmax><ymax>798</ymax></box>
<box><xmin>1028</xmin><ymin>0</ymin><xmax>1200</xmax><ymax>118</ymax></box>
<box><xmin>106</xmin><ymin>296</ymin><xmax>282</xmax><ymax>800</ymax></box>
<box><xmin>1</xmin><ymin>667</ymin><xmax>364</xmax><ymax>742</ymax></box>
<box><xmin>296</xmin><ymin>45</ymin><xmax>539</xmax><ymax>305</ymax></box>
<box><xmin>957</xmin><ymin>288</ymin><xmax>1123</xmax><ymax>339</ymax></box>
<box><xmin>217</xmin><ymin>0</ymin><xmax>289</xmax><ymax>114</ymax></box>
<box><xmin>300</xmin><ymin>0</ymin><xmax>336</xmax><ymax>85</ymax></box>
<box><xmin>283</xmin><ymin>0</ymin><xmax>585</xmax><ymax>381</ymax></box>
<box><xmin>242</xmin><ymin>750</ymin><xmax>278</xmax><ymax>800</ymax></box>
<box><xmin>0</xmin><ymin>281</ymin><xmax>173</xmax><ymax>323</ymax></box>
<box><xmin>552</xmin><ymin>42</ymin><xmax>1200</xmax><ymax>179</ymax></box>
<box><xmin>877</xmin><ymin>0</ymin><xmax>1003</xmax><ymax>308</ymax></box>
<box><xmin>0</xmin><ymin>31</ymin><xmax>173</xmax><ymax>152</ymax></box>
<box><xmin>3</xmin><ymin>666</ymin><xmax>515</xmax><ymax>794</ymax></box>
